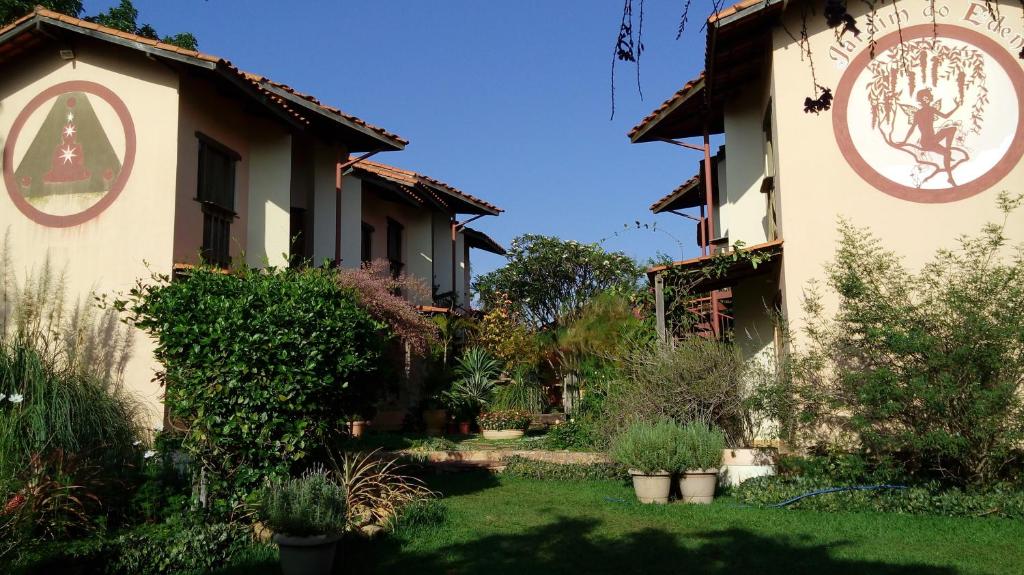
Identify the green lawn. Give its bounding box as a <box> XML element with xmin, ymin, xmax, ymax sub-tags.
<box><xmin>234</xmin><ymin>472</ymin><xmax>1024</xmax><ymax>575</ymax></box>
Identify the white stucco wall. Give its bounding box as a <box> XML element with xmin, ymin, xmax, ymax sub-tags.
<box><xmin>246</xmin><ymin>126</ymin><xmax>291</xmax><ymax>268</ymax></box>
<box><xmin>311</xmin><ymin>146</ymin><xmax>340</xmax><ymax>266</ymax></box>
<box><xmin>770</xmin><ymin>0</ymin><xmax>1024</xmax><ymax>338</ymax></box>
<box><xmin>432</xmin><ymin>212</ymin><xmax>454</xmax><ymax>297</ymax></box>
<box><xmin>722</xmin><ymin>73</ymin><xmax>771</xmax><ymax>247</ymax></box>
<box><xmin>0</xmin><ymin>42</ymin><xmax>179</xmax><ymax>425</ymax></box>
<box><xmin>337</xmin><ymin>174</ymin><xmax>362</xmax><ymax>269</ymax></box>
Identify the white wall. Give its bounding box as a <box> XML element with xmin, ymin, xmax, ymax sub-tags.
<box><xmin>339</xmin><ymin>174</ymin><xmax>362</xmax><ymax>269</ymax></box>
<box><xmin>432</xmin><ymin>212</ymin><xmax>454</xmax><ymax>297</ymax></box>
<box><xmin>311</xmin><ymin>146</ymin><xmax>339</xmax><ymax>266</ymax></box>
<box><xmin>722</xmin><ymin>74</ymin><xmax>771</xmax><ymax>247</ymax></box>
<box><xmin>0</xmin><ymin>42</ymin><xmax>179</xmax><ymax>425</ymax></box>
<box><xmin>246</xmin><ymin>127</ymin><xmax>291</xmax><ymax>268</ymax></box>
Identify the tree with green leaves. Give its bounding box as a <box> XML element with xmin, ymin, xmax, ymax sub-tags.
<box><xmin>474</xmin><ymin>234</ymin><xmax>641</xmax><ymax>329</ymax></box>
<box><xmin>779</xmin><ymin>192</ymin><xmax>1024</xmax><ymax>487</ymax></box>
<box><xmin>1</xmin><ymin>0</ymin><xmax>197</xmax><ymax>51</ymax></box>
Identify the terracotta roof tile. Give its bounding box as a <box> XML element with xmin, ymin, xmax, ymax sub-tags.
<box><xmin>708</xmin><ymin>0</ymin><xmax>771</xmax><ymax>24</ymax></box>
<box><xmin>650</xmin><ymin>175</ymin><xmax>700</xmax><ymax>212</ymax></box>
<box><xmin>356</xmin><ymin>160</ymin><xmax>502</xmax><ymax>214</ymax></box>
<box><xmin>243</xmin><ymin>74</ymin><xmax>408</xmax><ymax>146</ymax></box>
<box><xmin>1</xmin><ymin>8</ymin><xmax>402</xmax><ymax>146</ymax></box>
<box><xmin>627</xmin><ymin>72</ymin><xmax>704</xmax><ymax>141</ymax></box>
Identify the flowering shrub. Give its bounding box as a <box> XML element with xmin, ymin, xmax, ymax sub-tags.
<box><xmin>337</xmin><ymin>259</ymin><xmax>438</xmax><ymax>355</ymax></box>
<box><xmin>477</xmin><ymin>410</ymin><xmax>531</xmax><ymax>431</ymax></box>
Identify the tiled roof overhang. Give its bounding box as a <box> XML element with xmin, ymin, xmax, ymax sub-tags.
<box><xmin>462</xmin><ymin>227</ymin><xmax>506</xmax><ymax>255</ymax></box>
<box><xmin>352</xmin><ymin>160</ymin><xmax>502</xmax><ymax>217</ymax></box>
<box><xmin>650</xmin><ymin>175</ymin><xmax>702</xmax><ymax>213</ymax></box>
<box><xmin>0</xmin><ymin>9</ymin><xmax>407</xmax><ymax>152</ymax></box>
<box><xmin>628</xmin><ymin>0</ymin><xmax>784</xmax><ymax>142</ymax></box>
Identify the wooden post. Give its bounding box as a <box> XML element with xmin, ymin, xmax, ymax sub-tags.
<box><xmin>655</xmin><ymin>273</ymin><xmax>666</xmax><ymax>342</ymax></box>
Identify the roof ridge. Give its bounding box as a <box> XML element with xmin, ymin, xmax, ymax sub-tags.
<box><xmin>2</xmin><ymin>8</ymin><xmax>405</xmax><ymax>146</ymax></box>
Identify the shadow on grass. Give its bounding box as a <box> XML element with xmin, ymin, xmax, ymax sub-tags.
<box><xmin>421</xmin><ymin>470</ymin><xmax>501</xmax><ymax>497</ymax></box>
<box><xmin>354</xmin><ymin>516</ymin><xmax>958</xmax><ymax>575</ymax></box>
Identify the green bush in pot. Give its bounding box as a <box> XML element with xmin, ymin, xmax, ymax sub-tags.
<box><xmin>678</xmin><ymin>423</ymin><xmax>726</xmax><ymax>504</ymax></box>
<box><xmin>259</xmin><ymin>469</ymin><xmax>347</xmax><ymax>575</ymax></box>
<box><xmin>609</xmin><ymin>420</ymin><xmax>684</xmax><ymax>504</ymax></box>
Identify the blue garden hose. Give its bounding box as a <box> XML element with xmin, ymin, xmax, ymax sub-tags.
<box><xmin>770</xmin><ymin>484</ymin><xmax>908</xmax><ymax>507</ymax></box>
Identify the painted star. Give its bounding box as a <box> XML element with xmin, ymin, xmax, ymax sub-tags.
<box><xmin>63</xmin><ymin>124</ymin><xmax>76</xmax><ymax>138</ymax></box>
<box><xmin>66</xmin><ymin>111</ymin><xmax>75</xmax><ymax>122</ymax></box>
<box><xmin>59</xmin><ymin>146</ymin><xmax>76</xmax><ymax>164</ymax></box>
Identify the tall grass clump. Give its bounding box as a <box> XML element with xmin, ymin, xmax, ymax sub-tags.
<box><xmin>0</xmin><ymin>233</ymin><xmax>144</xmax><ymax>555</ymax></box>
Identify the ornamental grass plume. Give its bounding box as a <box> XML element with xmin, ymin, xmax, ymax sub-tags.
<box><xmin>336</xmin><ymin>259</ymin><xmax>438</xmax><ymax>355</ymax></box>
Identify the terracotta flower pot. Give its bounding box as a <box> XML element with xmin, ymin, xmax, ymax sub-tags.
<box><xmin>629</xmin><ymin>470</ymin><xmax>672</xmax><ymax>504</ymax></box>
<box><xmin>458</xmin><ymin>421</ymin><xmax>472</xmax><ymax>435</ymax></box>
<box><xmin>349</xmin><ymin>420</ymin><xmax>369</xmax><ymax>438</ymax></box>
<box><xmin>679</xmin><ymin>469</ymin><xmax>719</xmax><ymax>504</ymax></box>
<box><xmin>423</xmin><ymin>409</ymin><xmax>447</xmax><ymax>436</ymax></box>
<box><xmin>273</xmin><ymin>533</ymin><xmax>342</xmax><ymax>575</ymax></box>
<box><xmin>481</xmin><ymin>429</ymin><xmax>524</xmax><ymax>440</ymax></box>
<box><xmin>721</xmin><ymin>447</ymin><xmax>777</xmax><ymax>487</ymax></box>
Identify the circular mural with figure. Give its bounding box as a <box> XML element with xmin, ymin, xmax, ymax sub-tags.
<box><xmin>833</xmin><ymin>24</ymin><xmax>1024</xmax><ymax>203</ymax></box>
<box><xmin>3</xmin><ymin>81</ymin><xmax>136</xmax><ymax>227</ymax></box>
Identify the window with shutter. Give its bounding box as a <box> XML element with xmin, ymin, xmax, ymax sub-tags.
<box><xmin>195</xmin><ymin>133</ymin><xmax>239</xmax><ymax>268</ymax></box>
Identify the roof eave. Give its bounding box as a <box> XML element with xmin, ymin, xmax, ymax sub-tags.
<box><xmin>629</xmin><ymin>77</ymin><xmax>706</xmax><ymax>144</ymax></box>
<box><xmin>421</xmin><ymin>181</ymin><xmax>501</xmax><ymax>216</ymax></box>
<box><xmin>21</xmin><ymin>15</ymin><xmax>218</xmax><ymax>70</ymax></box>
<box><xmin>260</xmin><ymin>83</ymin><xmax>406</xmax><ymax>152</ymax></box>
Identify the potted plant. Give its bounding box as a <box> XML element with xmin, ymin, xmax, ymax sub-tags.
<box><xmin>678</xmin><ymin>422</ymin><xmax>726</xmax><ymax>504</ymax></box>
<box><xmin>609</xmin><ymin>420</ymin><xmax>683</xmax><ymax>504</ymax></box>
<box><xmin>259</xmin><ymin>468</ymin><xmax>348</xmax><ymax>575</ymax></box>
<box><xmin>421</xmin><ymin>397</ymin><xmax>448</xmax><ymax>436</ymax></box>
<box><xmin>477</xmin><ymin>410</ymin><xmax>531</xmax><ymax>440</ymax></box>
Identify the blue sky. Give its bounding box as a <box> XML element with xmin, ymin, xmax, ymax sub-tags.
<box><xmin>84</xmin><ymin>0</ymin><xmax>712</xmax><ymax>277</ymax></box>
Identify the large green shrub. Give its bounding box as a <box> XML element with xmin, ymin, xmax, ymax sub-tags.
<box><xmin>543</xmin><ymin>419</ymin><xmax>599</xmax><ymax>451</ymax></box>
<box><xmin>119</xmin><ymin>265</ymin><xmax>385</xmax><ymax>508</ymax></box>
<box><xmin>608</xmin><ymin>420</ymin><xmax>683</xmax><ymax>474</ymax></box>
<box><xmin>601</xmin><ymin>338</ymin><xmax>750</xmax><ymax>447</ymax></box>
<box><xmin>782</xmin><ymin>193</ymin><xmax>1024</xmax><ymax>486</ymax></box>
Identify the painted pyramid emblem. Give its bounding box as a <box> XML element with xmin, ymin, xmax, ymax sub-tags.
<box><xmin>16</xmin><ymin>92</ymin><xmax>120</xmax><ymax>199</ymax></box>
<box><xmin>4</xmin><ymin>81</ymin><xmax>135</xmax><ymax>227</ymax></box>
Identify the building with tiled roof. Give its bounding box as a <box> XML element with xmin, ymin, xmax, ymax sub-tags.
<box><xmin>0</xmin><ymin>7</ymin><xmax>502</xmax><ymax>426</ymax></box>
<box><xmin>631</xmin><ymin>0</ymin><xmax>1024</xmax><ymax>362</ymax></box>
<box><xmin>342</xmin><ymin>160</ymin><xmax>503</xmax><ymax>310</ymax></box>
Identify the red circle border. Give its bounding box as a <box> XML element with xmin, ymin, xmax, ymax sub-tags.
<box><xmin>3</xmin><ymin>81</ymin><xmax>137</xmax><ymax>227</ymax></box>
<box><xmin>832</xmin><ymin>24</ymin><xmax>1024</xmax><ymax>204</ymax></box>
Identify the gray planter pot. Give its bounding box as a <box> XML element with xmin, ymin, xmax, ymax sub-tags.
<box><xmin>272</xmin><ymin>533</ymin><xmax>342</xmax><ymax>575</ymax></box>
<box><xmin>629</xmin><ymin>470</ymin><xmax>672</xmax><ymax>504</ymax></box>
<box><xmin>679</xmin><ymin>469</ymin><xmax>718</xmax><ymax>504</ymax></box>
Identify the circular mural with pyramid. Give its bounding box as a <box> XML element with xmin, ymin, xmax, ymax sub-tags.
<box><xmin>3</xmin><ymin>81</ymin><xmax>135</xmax><ymax>227</ymax></box>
